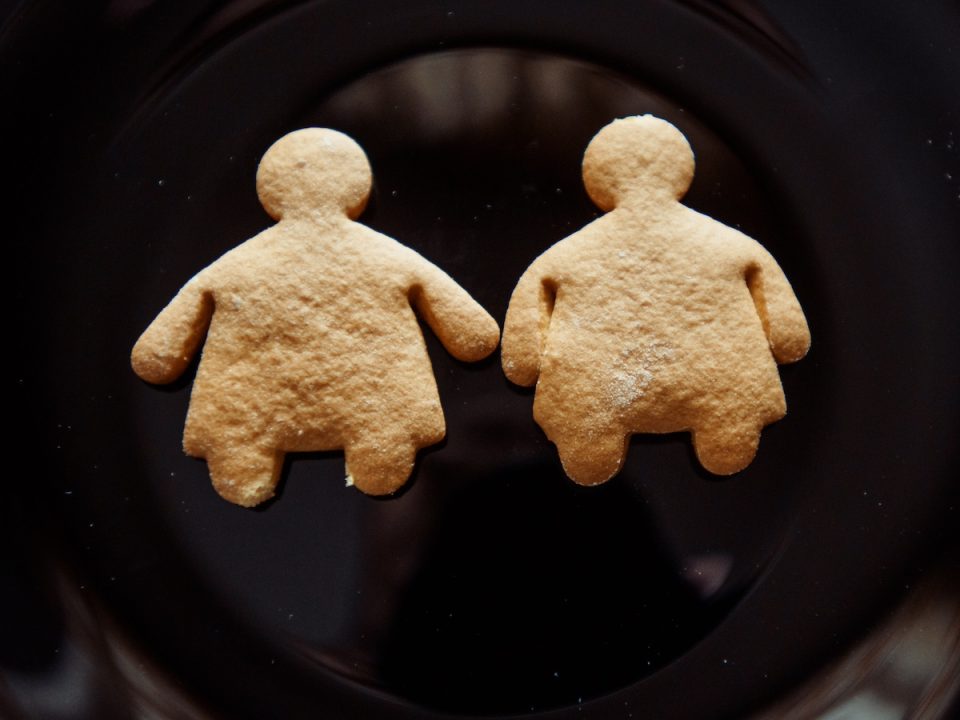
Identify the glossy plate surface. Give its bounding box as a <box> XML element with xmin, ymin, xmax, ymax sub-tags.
<box><xmin>3</xmin><ymin>1</ymin><xmax>959</xmax><ymax>718</ymax></box>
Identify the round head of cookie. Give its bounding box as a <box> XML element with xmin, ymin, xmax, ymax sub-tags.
<box><xmin>582</xmin><ymin>115</ymin><xmax>695</xmax><ymax>211</ymax></box>
<box><xmin>256</xmin><ymin>128</ymin><xmax>373</xmax><ymax>221</ymax></box>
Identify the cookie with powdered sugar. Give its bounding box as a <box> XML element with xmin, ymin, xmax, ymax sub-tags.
<box><xmin>502</xmin><ymin>115</ymin><xmax>809</xmax><ymax>484</ymax></box>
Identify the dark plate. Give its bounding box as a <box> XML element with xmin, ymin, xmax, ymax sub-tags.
<box><xmin>3</xmin><ymin>1</ymin><xmax>959</xmax><ymax>719</ymax></box>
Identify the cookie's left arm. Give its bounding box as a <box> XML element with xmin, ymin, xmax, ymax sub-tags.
<box><xmin>746</xmin><ymin>246</ymin><xmax>811</xmax><ymax>363</ymax></box>
<box><xmin>131</xmin><ymin>274</ymin><xmax>215</xmax><ymax>383</ymax></box>
<box><xmin>409</xmin><ymin>263</ymin><xmax>500</xmax><ymax>362</ymax></box>
<box><xmin>501</xmin><ymin>254</ymin><xmax>558</xmax><ymax>387</ymax></box>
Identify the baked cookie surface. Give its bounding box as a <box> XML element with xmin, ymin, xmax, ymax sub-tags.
<box><xmin>132</xmin><ymin>128</ymin><xmax>500</xmax><ymax>506</ymax></box>
<box><xmin>502</xmin><ymin>115</ymin><xmax>810</xmax><ymax>484</ymax></box>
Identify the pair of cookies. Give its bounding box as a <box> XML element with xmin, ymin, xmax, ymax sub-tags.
<box><xmin>132</xmin><ymin>117</ymin><xmax>809</xmax><ymax>507</ymax></box>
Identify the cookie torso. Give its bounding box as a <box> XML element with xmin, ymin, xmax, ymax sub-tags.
<box><xmin>533</xmin><ymin>205</ymin><xmax>786</xmax><ymax>441</ymax></box>
<box><xmin>183</xmin><ymin>218</ymin><xmax>444</xmax><ymax>457</ymax></box>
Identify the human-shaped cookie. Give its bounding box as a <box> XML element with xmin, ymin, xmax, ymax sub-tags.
<box><xmin>132</xmin><ymin>128</ymin><xmax>500</xmax><ymax>507</ymax></box>
<box><xmin>502</xmin><ymin>115</ymin><xmax>810</xmax><ymax>484</ymax></box>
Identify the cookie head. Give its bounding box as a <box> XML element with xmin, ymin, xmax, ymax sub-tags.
<box><xmin>256</xmin><ymin>128</ymin><xmax>373</xmax><ymax>220</ymax></box>
<box><xmin>582</xmin><ymin>115</ymin><xmax>695</xmax><ymax>210</ymax></box>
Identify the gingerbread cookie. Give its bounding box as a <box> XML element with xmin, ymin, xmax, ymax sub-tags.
<box><xmin>502</xmin><ymin>115</ymin><xmax>810</xmax><ymax>484</ymax></box>
<box><xmin>132</xmin><ymin>128</ymin><xmax>500</xmax><ymax>506</ymax></box>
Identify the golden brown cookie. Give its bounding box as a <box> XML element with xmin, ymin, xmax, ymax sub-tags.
<box><xmin>502</xmin><ymin>115</ymin><xmax>810</xmax><ymax>484</ymax></box>
<box><xmin>132</xmin><ymin>128</ymin><xmax>500</xmax><ymax>507</ymax></box>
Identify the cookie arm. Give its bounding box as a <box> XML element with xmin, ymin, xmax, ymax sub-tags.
<box><xmin>409</xmin><ymin>265</ymin><xmax>500</xmax><ymax>363</ymax></box>
<box><xmin>746</xmin><ymin>248</ymin><xmax>811</xmax><ymax>364</ymax></box>
<box><xmin>131</xmin><ymin>276</ymin><xmax>214</xmax><ymax>384</ymax></box>
<box><xmin>501</xmin><ymin>257</ymin><xmax>555</xmax><ymax>386</ymax></box>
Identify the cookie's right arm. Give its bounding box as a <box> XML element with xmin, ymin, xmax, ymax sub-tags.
<box><xmin>745</xmin><ymin>244</ymin><xmax>811</xmax><ymax>364</ymax></box>
<box><xmin>501</xmin><ymin>256</ymin><xmax>556</xmax><ymax>387</ymax></box>
<box><xmin>408</xmin><ymin>263</ymin><xmax>501</xmax><ymax>363</ymax></box>
<box><xmin>131</xmin><ymin>275</ymin><xmax>214</xmax><ymax>384</ymax></box>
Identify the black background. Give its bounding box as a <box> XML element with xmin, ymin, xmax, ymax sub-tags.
<box><xmin>3</xmin><ymin>1</ymin><xmax>959</xmax><ymax>719</ymax></box>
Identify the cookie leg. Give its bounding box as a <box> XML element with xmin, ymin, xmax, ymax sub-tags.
<box><xmin>691</xmin><ymin>420</ymin><xmax>761</xmax><ymax>475</ymax></box>
<box><xmin>206</xmin><ymin>445</ymin><xmax>283</xmax><ymax>507</ymax></box>
<box><xmin>344</xmin><ymin>438</ymin><xmax>418</xmax><ymax>496</ymax></box>
<box><xmin>552</xmin><ymin>425</ymin><xmax>628</xmax><ymax>486</ymax></box>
